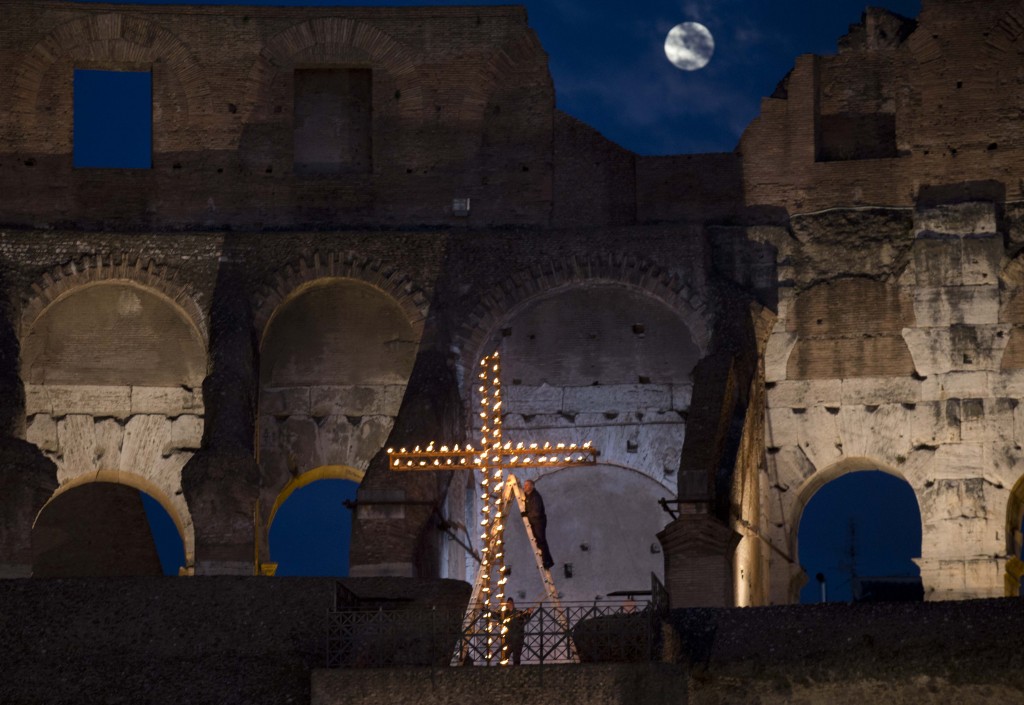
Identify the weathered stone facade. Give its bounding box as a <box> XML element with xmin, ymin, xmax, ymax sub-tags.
<box><xmin>3</xmin><ymin>0</ymin><xmax>1024</xmax><ymax>607</ymax></box>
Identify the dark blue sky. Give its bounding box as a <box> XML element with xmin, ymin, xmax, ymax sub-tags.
<box><xmin>83</xmin><ymin>0</ymin><xmax>922</xmax><ymax>155</ymax></box>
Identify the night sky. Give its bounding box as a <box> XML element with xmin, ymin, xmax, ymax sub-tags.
<box><xmin>85</xmin><ymin>0</ymin><xmax>926</xmax><ymax>594</ymax></box>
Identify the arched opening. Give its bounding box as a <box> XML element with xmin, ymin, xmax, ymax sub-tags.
<box><xmin>32</xmin><ymin>480</ymin><xmax>186</xmax><ymax>577</ymax></box>
<box><xmin>258</xmin><ymin>279</ymin><xmax>418</xmax><ymax>495</ymax></box>
<box><xmin>797</xmin><ymin>470</ymin><xmax>922</xmax><ymax>603</ymax></box>
<box><xmin>267</xmin><ymin>466</ymin><xmax>363</xmax><ymax>576</ymax></box>
<box><xmin>503</xmin><ymin>466</ymin><xmax>668</xmax><ymax>605</ymax></box>
<box><xmin>468</xmin><ymin>283</ymin><xmax>698</xmax><ymax>604</ymax></box>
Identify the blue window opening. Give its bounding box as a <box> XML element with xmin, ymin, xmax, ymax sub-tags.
<box><xmin>73</xmin><ymin>69</ymin><xmax>152</xmax><ymax>169</ymax></box>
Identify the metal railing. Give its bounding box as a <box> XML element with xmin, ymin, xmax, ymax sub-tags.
<box><xmin>326</xmin><ymin>575</ymin><xmax>670</xmax><ymax>669</ymax></box>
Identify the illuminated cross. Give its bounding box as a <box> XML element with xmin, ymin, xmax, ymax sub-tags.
<box><xmin>387</xmin><ymin>351</ymin><xmax>598</xmax><ymax>665</ymax></box>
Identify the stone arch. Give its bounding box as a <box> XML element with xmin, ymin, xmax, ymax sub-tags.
<box><xmin>787</xmin><ymin>457</ymin><xmax>923</xmax><ymax>603</ymax></box>
<box><xmin>266</xmin><ymin>464</ymin><xmax>365</xmax><ymax>531</ymax></box>
<box><xmin>454</xmin><ymin>260</ymin><xmax>707</xmax><ymax>491</ymax></box>
<box><xmin>21</xmin><ymin>255</ymin><xmax>207</xmax><ymax>347</ymax></box>
<box><xmin>453</xmin><ymin>255</ymin><xmax>712</xmax><ymax>374</ymax></box>
<box><xmin>242</xmin><ymin>17</ymin><xmax>425</xmax><ymax>126</ymax></box>
<box><xmin>788</xmin><ymin>456</ymin><xmax>919</xmax><ymax>557</ymax></box>
<box><xmin>503</xmin><ymin>465</ymin><xmax>669</xmax><ymax>604</ymax></box>
<box><xmin>256</xmin><ymin>261</ymin><xmax>426</xmax><ymax>527</ymax></box>
<box><xmin>13</xmin><ymin>12</ymin><xmax>212</xmax><ymax>153</ymax></box>
<box><xmin>253</xmin><ymin>251</ymin><xmax>428</xmax><ymax>344</ymax></box>
<box><xmin>32</xmin><ymin>469</ymin><xmax>192</xmax><ymax>575</ymax></box>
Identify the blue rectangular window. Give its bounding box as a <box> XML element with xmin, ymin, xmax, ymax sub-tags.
<box><xmin>73</xmin><ymin>69</ymin><xmax>152</xmax><ymax>169</ymax></box>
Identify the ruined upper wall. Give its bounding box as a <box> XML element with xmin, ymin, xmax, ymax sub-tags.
<box><xmin>740</xmin><ymin>0</ymin><xmax>1024</xmax><ymax>214</ymax></box>
<box><xmin>0</xmin><ymin>1</ymin><xmax>555</xmax><ymax>229</ymax></box>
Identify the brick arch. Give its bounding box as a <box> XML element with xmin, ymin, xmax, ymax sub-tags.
<box><xmin>243</xmin><ymin>17</ymin><xmax>425</xmax><ymax>124</ymax></box>
<box><xmin>252</xmin><ymin>251</ymin><xmax>430</xmax><ymax>343</ymax></box>
<box><xmin>455</xmin><ymin>28</ymin><xmax>551</xmax><ymax>123</ymax></box>
<box><xmin>13</xmin><ymin>12</ymin><xmax>212</xmax><ymax>152</ymax></box>
<box><xmin>20</xmin><ymin>255</ymin><xmax>207</xmax><ymax>346</ymax></box>
<box><xmin>452</xmin><ymin>254</ymin><xmax>712</xmax><ymax>374</ymax></box>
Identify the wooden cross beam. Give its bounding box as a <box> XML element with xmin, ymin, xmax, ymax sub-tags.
<box><xmin>387</xmin><ymin>350</ymin><xmax>599</xmax><ymax>665</ymax></box>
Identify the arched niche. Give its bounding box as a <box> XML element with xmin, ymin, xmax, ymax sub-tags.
<box><xmin>32</xmin><ymin>473</ymin><xmax>187</xmax><ymax>577</ymax></box>
<box><xmin>475</xmin><ymin>283</ymin><xmax>699</xmax><ymax>488</ymax></box>
<box><xmin>21</xmin><ymin>281</ymin><xmax>205</xmax><ymax>573</ymax></box>
<box><xmin>258</xmin><ymin>278</ymin><xmax>419</xmax><ymax>497</ymax></box>
<box><xmin>502</xmin><ymin>466</ymin><xmax>669</xmax><ymax>605</ymax></box>
<box><xmin>792</xmin><ymin>464</ymin><xmax>922</xmax><ymax>603</ymax></box>
<box><xmin>22</xmin><ymin>281</ymin><xmax>206</xmax><ymax>387</ymax></box>
<box><xmin>266</xmin><ymin>465</ymin><xmax>364</xmax><ymax>576</ymax></box>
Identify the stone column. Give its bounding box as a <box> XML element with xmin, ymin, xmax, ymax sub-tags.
<box><xmin>0</xmin><ymin>282</ymin><xmax>57</xmax><ymax>578</ymax></box>
<box><xmin>181</xmin><ymin>253</ymin><xmax>260</xmax><ymax>575</ymax></box>
<box><xmin>658</xmin><ymin>507</ymin><xmax>742</xmax><ymax>608</ymax></box>
<box><xmin>349</xmin><ymin>348</ymin><xmax>462</xmax><ymax>578</ymax></box>
<box><xmin>660</xmin><ymin>292</ymin><xmax>762</xmax><ymax>606</ymax></box>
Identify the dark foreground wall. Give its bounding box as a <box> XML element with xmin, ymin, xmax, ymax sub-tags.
<box><xmin>3</xmin><ymin>577</ymin><xmax>1024</xmax><ymax>705</ymax></box>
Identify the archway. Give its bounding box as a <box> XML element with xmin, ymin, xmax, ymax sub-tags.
<box><xmin>467</xmin><ymin>282</ymin><xmax>700</xmax><ymax>603</ymax></box>
<box><xmin>258</xmin><ymin>277</ymin><xmax>419</xmax><ymax>518</ymax></box>
<box><xmin>266</xmin><ymin>466</ymin><xmax>364</xmax><ymax>576</ymax></box>
<box><xmin>503</xmin><ymin>465</ymin><xmax>668</xmax><ymax>605</ymax></box>
<box><xmin>21</xmin><ymin>278</ymin><xmax>205</xmax><ymax>572</ymax></box>
<box><xmin>796</xmin><ymin>469</ymin><xmax>922</xmax><ymax>603</ymax></box>
<box><xmin>32</xmin><ymin>476</ymin><xmax>186</xmax><ymax>577</ymax></box>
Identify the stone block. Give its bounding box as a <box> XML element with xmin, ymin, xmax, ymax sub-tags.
<box><xmin>26</xmin><ymin>414</ymin><xmax>58</xmax><ymax>453</ymax></box>
<box><xmin>837</xmin><ymin>403</ymin><xmax>912</xmax><ymax>461</ymax></box>
<box><xmin>94</xmin><ymin>417</ymin><xmax>125</xmax><ymax>471</ymax></box>
<box><xmin>765</xmin><ymin>445</ymin><xmax>815</xmax><ymax>498</ymax></box>
<box><xmin>260</xmin><ymin>386</ymin><xmax>311</xmax><ymax>416</ymax></box>
<box><xmin>562</xmin><ymin>384</ymin><xmax>672</xmax><ymax>414</ymax></box>
<box><xmin>922</xmin><ymin>371</ymin><xmax>991</xmax><ymax>401</ymax></box>
<box><xmin>504</xmin><ymin>384</ymin><xmax>563</xmax><ymax>415</ymax></box>
<box><xmin>911</xmin><ymin>285</ymin><xmax>999</xmax><ymax>327</ymax></box>
<box><xmin>24</xmin><ymin>385</ymin><xmax>51</xmax><ymax>416</ymax></box>
<box><xmin>670</xmin><ymin>383</ymin><xmax>693</xmax><ymax>411</ymax></box>
<box><xmin>840</xmin><ymin>376</ymin><xmax>921</xmax><ymax>405</ymax></box>
<box><xmin>926</xmin><ymin>443</ymin><xmax>990</xmax><ymax>480</ymax></box>
<box><xmin>56</xmin><ymin>415</ymin><xmax>98</xmax><ymax>479</ymax></box>
<box><xmin>765</xmin><ymin>407</ymin><xmax>801</xmax><ymax>448</ymax></box>
<box><xmin>962</xmin><ymin>236</ymin><xmax>1003</xmax><ymax>286</ymax></box>
<box><xmin>309</xmin><ymin>385</ymin><xmax>405</xmax><ymax>417</ymax></box>
<box><xmin>121</xmin><ymin>415</ymin><xmax>173</xmax><ymax>474</ymax></box>
<box><xmin>992</xmin><ymin>369</ymin><xmax>1024</xmax><ymax>397</ymax></box>
<box><xmin>131</xmin><ymin>386</ymin><xmax>204</xmax><ymax>415</ymax></box>
<box><xmin>911</xmin><ymin>237</ymin><xmax>962</xmax><ymax>287</ymax></box>
<box><xmin>914</xmin><ymin>202</ymin><xmax>998</xmax><ymax>237</ymax></box>
<box><xmin>767</xmin><ymin>379</ymin><xmax>841</xmax><ymax>408</ymax></box>
<box><xmin>909</xmin><ymin>400</ymin><xmax>960</xmax><ymax>447</ymax></box>
<box><xmin>795</xmin><ymin>406</ymin><xmax>844</xmax><ymax>472</ymax></box>
<box><xmin>48</xmin><ymin>385</ymin><xmax>131</xmax><ymax>417</ymax></box>
<box><xmin>902</xmin><ymin>328</ymin><xmax>952</xmax><ymax>376</ymax></box>
<box><xmin>959</xmin><ymin>397</ymin><xmax>1014</xmax><ymax>443</ymax></box>
<box><xmin>169</xmin><ymin>415</ymin><xmax>203</xmax><ymax>451</ymax></box>
<box><xmin>765</xmin><ymin>331</ymin><xmax>797</xmax><ymax>382</ymax></box>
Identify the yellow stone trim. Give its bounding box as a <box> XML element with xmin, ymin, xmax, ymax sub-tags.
<box><xmin>266</xmin><ymin>464</ymin><xmax>365</xmax><ymax>531</ymax></box>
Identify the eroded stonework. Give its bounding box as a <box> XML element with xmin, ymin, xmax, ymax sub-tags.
<box><xmin>3</xmin><ymin>0</ymin><xmax>1024</xmax><ymax>607</ymax></box>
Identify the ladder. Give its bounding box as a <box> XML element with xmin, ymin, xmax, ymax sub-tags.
<box><xmin>457</xmin><ymin>474</ymin><xmax>577</xmax><ymax>664</ymax></box>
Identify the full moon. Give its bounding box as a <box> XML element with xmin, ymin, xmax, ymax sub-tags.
<box><xmin>664</xmin><ymin>22</ymin><xmax>715</xmax><ymax>71</ymax></box>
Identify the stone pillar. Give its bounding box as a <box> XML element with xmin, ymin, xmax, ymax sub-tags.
<box><xmin>658</xmin><ymin>506</ymin><xmax>741</xmax><ymax>608</ymax></box>
<box><xmin>0</xmin><ymin>280</ymin><xmax>57</xmax><ymax>578</ymax></box>
<box><xmin>349</xmin><ymin>349</ymin><xmax>462</xmax><ymax>578</ymax></box>
<box><xmin>181</xmin><ymin>253</ymin><xmax>260</xmax><ymax>575</ymax></box>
